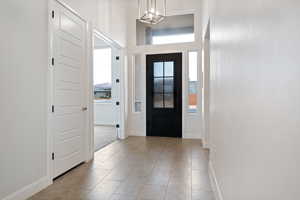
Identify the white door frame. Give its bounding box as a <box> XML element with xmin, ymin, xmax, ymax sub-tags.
<box><xmin>128</xmin><ymin>43</ymin><xmax>202</xmax><ymax>138</ymax></box>
<box><xmin>47</xmin><ymin>0</ymin><xmax>89</xmax><ymax>181</ymax></box>
<box><xmin>87</xmin><ymin>29</ymin><xmax>126</xmax><ymax>160</ymax></box>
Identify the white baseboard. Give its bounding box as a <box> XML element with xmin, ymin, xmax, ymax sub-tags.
<box><xmin>209</xmin><ymin>161</ymin><xmax>224</xmax><ymax>200</ymax></box>
<box><xmin>183</xmin><ymin>132</ymin><xmax>202</xmax><ymax>139</ymax></box>
<box><xmin>119</xmin><ymin>129</ymin><xmax>129</xmax><ymax>140</ymax></box>
<box><xmin>128</xmin><ymin>130</ymin><xmax>202</xmax><ymax>139</ymax></box>
<box><xmin>128</xmin><ymin>130</ymin><xmax>145</xmax><ymax>136</ymax></box>
<box><xmin>3</xmin><ymin>176</ymin><xmax>52</xmax><ymax>200</ymax></box>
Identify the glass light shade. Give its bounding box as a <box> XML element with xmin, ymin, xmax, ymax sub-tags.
<box><xmin>138</xmin><ymin>0</ymin><xmax>166</xmax><ymax>25</ymax></box>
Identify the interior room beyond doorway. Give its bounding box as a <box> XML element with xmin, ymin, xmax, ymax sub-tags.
<box><xmin>93</xmin><ymin>33</ymin><xmax>118</xmax><ymax>152</ymax></box>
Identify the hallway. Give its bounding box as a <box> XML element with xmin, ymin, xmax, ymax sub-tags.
<box><xmin>29</xmin><ymin>137</ymin><xmax>214</xmax><ymax>200</ymax></box>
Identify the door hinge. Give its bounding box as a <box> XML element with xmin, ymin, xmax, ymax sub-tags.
<box><xmin>52</xmin><ymin>10</ymin><xmax>55</xmax><ymax>19</ymax></box>
<box><xmin>51</xmin><ymin>58</ymin><xmax>54</xmax><ymax>66</ymax></box>
<box><xmin>51</xmin><ymin>105</ymin><xmax>55</xmax><ymax>113</ymax></box>
<box><xmin>52</xmin><ymin>153</ymin><xmax>55</xmax><ymax>160</ymax></box>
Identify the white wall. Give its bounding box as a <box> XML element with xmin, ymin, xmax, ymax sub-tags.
<box><xmin>97</xmin><ymin>0</ymin><xmax>127</xmax><ymax>47</ymax></box>
<box><xmin>62</xmin><ymin>0</ymin><xmax>127</xmax><ymax>46</ymax></box>
<box><xmin>126</xmin><ymin>0</ymin><xmax>204</xmax><ymax>139</ymax></box>
<box><xmin>202</xmin><ymin>29</ymin><xmax>210</xmax><ymax>148</ymax></box>
<box><xmin>62</xmin><ymin>0</ymin><xmax>99</xmax><ymax>25</ymax></box>
<box><xmin>204</xmin><ymin>0</ymin><xmax>300</xmax><ymax>199</ymax></box>
<box><xmin>0</xmin><ymin>1</ymin><xmax>48</xmax><ymax>199</ymax></box>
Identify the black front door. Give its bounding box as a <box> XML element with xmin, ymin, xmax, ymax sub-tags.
<box><xmin>146</xmin><ymin>53</ymin><xmax>182</xmax><ymax>138</ymax></box>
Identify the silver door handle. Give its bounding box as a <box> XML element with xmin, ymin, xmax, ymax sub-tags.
<box><xmin>82</xmin><ymin>107</ymin><xmax>88</xmax><ymax>111</ymax></box>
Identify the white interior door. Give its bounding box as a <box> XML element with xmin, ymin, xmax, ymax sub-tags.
<box><xmin>51</xmin><ymin>1</ymin><xmax>86</xmax><ymax>178</ymax></box>
<box><xmin>111</xmin><ymin>48</ymin><xmax>122</xmax><ymax>136</ymax></box>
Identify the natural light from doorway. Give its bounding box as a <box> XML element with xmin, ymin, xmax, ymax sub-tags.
<box><xmin>93</xmin><ymin>48</ymin><xmax>112</xmax><ymax>100</ymax></box>
<box><xmin>152</xmin><ymin>33</ymin><xmax>195</xmax><ymax>45</ymax></box>
<box><xmin>93</xmin><ymin>48</ymin><xmax>112</xmax><ymax>85</ymax></box>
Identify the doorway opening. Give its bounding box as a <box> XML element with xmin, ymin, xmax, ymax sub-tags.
<box><xmin>93</xmin><ymin>33</ymin><xmax>119</xmax><ymax>152</ymax></box>
<box><xmin>146</xmin><ymin>53</ymin><xmax>182</xmax><ymax>137</ymax></box>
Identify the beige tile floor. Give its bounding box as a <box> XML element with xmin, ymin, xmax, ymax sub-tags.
<box><xmin>29</xmin><ymin>137</ymin><xmax>215</xmax><ymax>200</ymax></box>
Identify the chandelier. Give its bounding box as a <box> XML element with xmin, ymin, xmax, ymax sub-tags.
<box><xmin>138</xmin><ymin>0</ymin><xmax>166</xmax><ymax>25</ymax></box>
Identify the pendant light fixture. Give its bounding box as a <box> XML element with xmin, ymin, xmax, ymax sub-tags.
<box><xmin>138</xmin><ymin>0</ymin><xmax>166</xmax><ymax>25</ymax></box>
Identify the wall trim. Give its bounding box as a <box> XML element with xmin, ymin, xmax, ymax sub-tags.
<box><xmin>2</xmin><ymin>176</ymin><xmax>51</xmax><ymax>200</ymax></box>
<box><xmin>128</xmin><ymin>130</ymin><xmax>202</xmax><ymax>139</ymax></box>
<box><xmin>128</xmin><ymin>130</ymin><xmax>145</xmax><ymax>136</ymax></box>
<box><xmin>209</xmin><ymin>161</ymin><xmax>224</xmax><ymax>200</ymax></box>
<box><xmin>183</xmin><ymin>132</ymin><xmax>202</xmax><ymax>139</ymax></box>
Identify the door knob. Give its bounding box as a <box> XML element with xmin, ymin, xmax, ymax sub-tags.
<box><xmin>82</xmin><ymin>107</ymin><xmax>88</xmax><ymax>111</ymax></box>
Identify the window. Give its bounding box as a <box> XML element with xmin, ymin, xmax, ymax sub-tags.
<box><xmin>188</xmin><ymin>51</ymin><xmax>198</xmax><ymax>112</ymax></box>
<box><xmin>136</xmin><ymin>14</ymin><xmax>195</xmax><ymax>46</ymax></box>
<box><xmin>152</xmin><ymin>33</ymin><xmax>195</xmax><ymax>45</ymax></box>
<box><xmin>93</xmin><ymin>48</ymin><xmax>112</xmax><ymax>101</ymax></box>
<box><xmin>133</xmin><ymin>54</ymin><xmax>143</xmax><ymax>112</ymax></box>
<box><xmin>153</xmin><ymin>61</ymin><xmax>174</xmax><ymax>108</ymax></box>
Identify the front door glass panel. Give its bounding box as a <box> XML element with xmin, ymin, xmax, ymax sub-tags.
<box><xmin>153</xmin><ymin>61</ymin><xmax>174</xmax><ymax>108</ymax></box>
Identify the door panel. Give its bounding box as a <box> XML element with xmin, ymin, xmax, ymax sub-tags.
<box><xmin>60</xmin><ymin>13</ymin><xmax>83</xmax><ymax>40</ymax></box>
<box><xmin>146</xmin><ymin>53</ymin><xmax>182</xmax><ymax>138</ymax></box>
<box><xmin>56</xmin><ymin>65</ymin><xmax>81</xmax><ymax>85</ymax></box>
<box><xmin>52</xmin><ymin>1</ymin><xmax>86</xmax><ymax>178</ymax></box>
